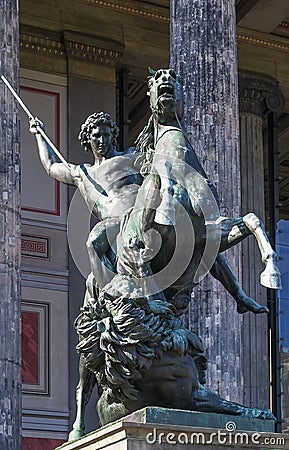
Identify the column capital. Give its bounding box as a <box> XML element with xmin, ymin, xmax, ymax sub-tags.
<box><xmin>239</xmin><ymin>71</ymin><xmax>284</xmax><ymax>117</ymax></box>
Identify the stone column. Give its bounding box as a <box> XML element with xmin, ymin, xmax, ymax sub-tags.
<box><xmin>239</xmin><ymin>72</ymin><xmax>284</xmax><ymax>409</ymax></box>
<box><xmin>170</xmin><ymin>0</ymin><xmax>242</xmax><ymax>402</ymax></box>
<box><xmin>0</xmin><ymin>1</ymin><xmax>21</xmax><ymax>449</ymax></box>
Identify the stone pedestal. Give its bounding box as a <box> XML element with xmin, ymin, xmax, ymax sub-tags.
<box><xmin>56</xmin><ymin>407</ymin><xmax>286</xmax><ymax>450</ymax></box>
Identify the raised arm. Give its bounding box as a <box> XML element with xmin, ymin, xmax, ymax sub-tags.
<box><xmin>29</xmin><ymin>118</ymin><xmax>76</xmax><ymax>185</ymax></box>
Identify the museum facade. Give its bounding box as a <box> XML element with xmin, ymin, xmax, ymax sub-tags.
<box><xmin>1</xmin><ymin>1</ymin><xmax>289</xmax><ymax>449</ymax></box>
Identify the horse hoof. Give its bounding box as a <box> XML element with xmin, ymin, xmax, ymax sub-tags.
<box><xmin>260</xmin><ymin>270</ymin><xmax>282</xmax><ymax>290</ymax></box>
<box><xmin>68</xmin><ymin>428</ymin><xmax>84</xmax><ymax>442</ymax></box>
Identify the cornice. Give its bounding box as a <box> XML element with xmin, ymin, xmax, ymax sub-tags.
<box><xmin>81</xmin><ymin>0</ymin><xmax>169</xmax><ymax>23</ymax></box>
<box><xmin>65</xmin><ymin>42</ymin><xmax>122</xmax><ymax>65</ymax></box>
<box><xmin>237</xmin><ymin>27</ymin><xmax>289</xmax><ymax>54</ymax></box>
<box><xmin>20</xmin><ymin>29</ymin><xmax>123</xmax><ymax>67</ymax></box>
<box><xmin>63</xmin><ymin>32</ymin><xmax>124</xmax><ymax>66</ymax></box>
<box><xmin>20</xmin><ymin>32</ymin><xmax>65</xmax><ymax>58</ymax></box>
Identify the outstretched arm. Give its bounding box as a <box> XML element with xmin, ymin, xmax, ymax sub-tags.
<box><xmin>29</xmin><ymin>118</ymin><xmax>76</xmax><ymax>185</ymax></box>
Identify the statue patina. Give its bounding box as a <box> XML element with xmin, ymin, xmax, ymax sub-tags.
<box><xmin>30</xmin><ymin>70</ymin><xmax>281</xmax><ymax>439</ymax></box>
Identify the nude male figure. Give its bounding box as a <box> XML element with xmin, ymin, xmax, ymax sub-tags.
<box><xmin>30</xmin><ymin>112</ymin><xmax>144</xmax><ymax>439</ymax></box>
<box><xmin>30</xmin><ymin>112</ymin><xmax>142</xmax><ymax>285</ymax></box>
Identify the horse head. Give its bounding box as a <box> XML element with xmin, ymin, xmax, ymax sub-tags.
<box><xmin>147</xmin><ymin>68</ymin><xmax>184</xmax><ymax>124</ymax></box>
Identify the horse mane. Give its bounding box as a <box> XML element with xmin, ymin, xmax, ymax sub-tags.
<box><xmin>134</xmin><ymin>115</ymin><xmax>155</xmax><ymax>177</ymax></box>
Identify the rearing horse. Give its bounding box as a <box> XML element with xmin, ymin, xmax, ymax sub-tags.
<box><xmin>117</xmin><ymin>68</ymin><xmax>281</xmax><ymax>312</ymax></box>
<box><xmin>73</xmin><ymin>69</ymin><xmax>280</xmax><ymax>434</ymax></box>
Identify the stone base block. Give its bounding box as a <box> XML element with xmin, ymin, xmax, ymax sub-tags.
<box><xmin>57</xmin><ymin>407</ymin><xmax>289</xmax><ymax>450</ymax></box>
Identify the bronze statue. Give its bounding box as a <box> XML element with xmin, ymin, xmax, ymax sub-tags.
<box><xmin>29</xmin><ymin>69</ymin><xmax>280</xmax><ymax>439</ymax></box>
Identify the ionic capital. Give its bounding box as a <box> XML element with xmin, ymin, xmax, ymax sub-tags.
<box><xmin>239</xmin><ymin>71</ymin><xmax>284</xmax><ymax>117</ymax></box>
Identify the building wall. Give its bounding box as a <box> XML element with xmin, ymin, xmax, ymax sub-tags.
<box><xmin>20</xmin><ymin>66</ymin><xmax>117</xmax><ymax>443</ymax></box>
<box><xmin>17</xmin><ymin>0</ymin><xmax>289</xmax><ymax>443</ymax></box>
<box><xmin>20</xmin><ymin>70</ymin><xmax>70</xmax><ymax>443</ymax></box>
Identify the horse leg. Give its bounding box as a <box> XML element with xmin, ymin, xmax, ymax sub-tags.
<box><xmin>242</xmin><ymin>213</ymin><xmax>282</xmax><ymax>289</ymax></box>
<box><xmin>68</xmin><ymin>354</ymin><xmax>96</xmax><ymax>441</ymax></box>
<box><xmin>211</xmin><ymin>253</ymin><xmax>268</xmax><ymax>314</ymax></box>
<box><xmin>217</xmin><ymin>214</ymin><xmax>282</xmax><ymax>290</ymax></box>
<box><xmin>154</xmin><ymin>159</ymin><xmax>176</xmax><ymax>226</ymax></box>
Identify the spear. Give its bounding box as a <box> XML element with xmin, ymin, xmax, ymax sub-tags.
<box><xmin>1</xmin><ymin>75</ymin><xmax>70</xmax><ymax>170</ymax></box>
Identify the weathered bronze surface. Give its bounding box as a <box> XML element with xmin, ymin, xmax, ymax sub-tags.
<box><xmin>30</xmin><ymin>69</ymin><xmax>281</xmax><ymax>441</ymax></box>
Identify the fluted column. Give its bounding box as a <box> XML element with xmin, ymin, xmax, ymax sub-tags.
<box><xmin>0</xmin><ymin>1</ymin><xmax>21</xmax><ymax>449</ymax></box>
<box><xmin>239</xmin><ymin>72</ymin><xmax>284</xmax><ymax>409</ymax></box>
<box><xmin>170</xmin><ymin>0</ymin><xmax>242</xmax><ymax>402</ymax></box>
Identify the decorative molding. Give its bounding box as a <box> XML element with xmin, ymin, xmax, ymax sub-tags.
<box><xmin>239</xmin><ymin>71</ymin><xmax>285</xmax><ymax>117</ymax></box>
<box><xmin>21</xmin><ymin>266</ymin><xmax>69</xmax><ymax>277</ymax></box>
<box><xmin>22</xmin><ymin>409</ymin><xmax>69</xmax><ymax>419</ymax></box>
<box><xmin>20</xmin><ymin>33</ymin><xmax>64</xmax><ymax>58</ymax></box>
<box><xmin>22</xmin><ymin>301</ymin><xmax>50</xmax><ymax>396</ymax></box>
<box><xmin>21</xmin><ymin>218</ymin><xmax>67</xmax><ymax>231</ymax></box>
<box><xmin>19</xmin><ymin>22</ymin><xmax>289</xmax><ymax>60</ymax></box>
<box><xmin>21</xmin><ymin>272</ymin><xmax>69</xmax><ymax>292</ymax></box>
<box><xmin>20</xmin><ymin>85</ymin><xmax>61</xmax><ymax>216</ymax></box>
<box><xmin>22</xmin><ymin>411</ymin><xmax>69</xmax><ymax>433</ymax></box>
<box><xmin>81</xmin><ymin>0</ymin><xmax>169</xmax><ymax>23</ymax></box>
<box><xmin>237</xmin><ymin>31</ymin><xmax>289</xmax><ymax>54</ymax></box>
<box><xmin>65</xmin><ymin>41</ymin><xmax>121</xmax><ymax>65</ymax></box>
<box><xmin>63</xmin><ymin>32</ymin><xmax>124</xmax><ymax>66</ymax></box>
<box><xmin>21</xmin><ymin>266</ymin><xmax>69</xmax><ymax>292</ymax></box>
<box><xmin>20</xmin><ymin>29</ymin><xmax>124</xmax><ymax>67</ymax></box>
<box><xmin>21</xmin><ymin>235</ymin><xmax>50</xmax><ymax>260</ymax></box>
